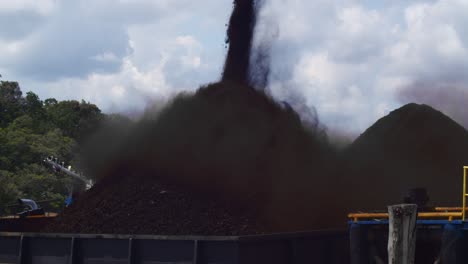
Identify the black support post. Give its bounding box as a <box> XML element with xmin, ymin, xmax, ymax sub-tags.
<box><xmin>193</xmin><ymin>240</ymin><xmax>199</xmax><ymax>264</ymax></box>
<box><xmin>69</xmin><ymin>237</ymin><xmax>75</xmax><ymax>264</ymax></box>
<box><xmin>350</xmin><ymin>223</ymin><xmax>368</xmax><ymax>264</ymax></box>
<box><xmin>127</xmin><ymin>238</ymin><xmax>134</xmax><ymax>264</ymax></box>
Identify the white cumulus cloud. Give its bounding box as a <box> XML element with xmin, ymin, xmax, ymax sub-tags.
<box><xmin>1</xmin><ymin>0</ymin><xmax>467</xmax><ymax>135</ymax></box>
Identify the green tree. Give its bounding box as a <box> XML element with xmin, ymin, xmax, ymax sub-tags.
<box><xmin>0</xmin><ymin>170</ymin><xmax>20</xmax><ymax>211</ymax></box>
<box><xmin>44</xmin><ymin>98</ymin><xmax>58</xmax><ymax>108</ymax></box>
<box><xmin>46</xmin><ymin>100</ymin><xmax>103</xmax><ymax>140</ymax></box>
<box><xmin>0</xmin><ymin>118</ymin><xmax>76</xmax><ymax>170</ymax></box>
<box><xmin>25</xmin><ymin>92</ymin><xmax>47</xmax><ymax>130</ymax></box>
<box><xmin>0</xmin><ymin>81</ymin><xmax>25</xmax><ymax>127</ymax></box>
<box><xmin>14</xmin><ymin>164</ymin><xmax>68</xmax><ymax>205</ymax></box>
<box><xmin>0</xmin><ymin>81</ymin><xmax>105</xmax><ymax>211</ymax></box>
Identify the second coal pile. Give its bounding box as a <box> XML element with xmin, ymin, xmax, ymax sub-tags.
<box><xmin>343</xmin><ymin>103</ymin><xmax>468</xmax><ymax>211</ymax></box>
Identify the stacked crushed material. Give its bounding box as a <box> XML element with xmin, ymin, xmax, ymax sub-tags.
<box><xmin>45</xmin><ymin>173</ymin><xmax>264</xmax><ymax>235</ymax></box>
<box><xmin>343</xmin><ymin>103</ymin><xmax>468</xmax><ymax>211</ymax></box>
<box><xmin>46</xmin><ymin>100</ymin><xmax>468</xmax><ymax>235</ymax></box>
<box><xmin>46</xmin><ymin>81</ymin><xmax>340</xmax><ymax>234</ymax></box>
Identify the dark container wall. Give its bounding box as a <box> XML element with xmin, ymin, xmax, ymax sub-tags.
<box><xmin>0</xmin><ymin>230</ymin><xmax>349</xmax><ymax>264</ymax></box>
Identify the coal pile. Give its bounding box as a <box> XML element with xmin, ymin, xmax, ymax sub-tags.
<box><xmin>343</xmin><ymin>103</ymin><xmax>468</xmax><ymax>211</ymax></box>
<box><xmin>45</xmin><ymin>82</ymin><xmax>341</xmax><ymax>234</ymax></box>
<box><xmin>45</xmin><ymin>100</ymin><xmax>468</xmax><ymax>235</ymax></box>
<box><xmin>45</xmin><ymin>171</ymin><xmax>263</xmax><ymax>235</ymax></box>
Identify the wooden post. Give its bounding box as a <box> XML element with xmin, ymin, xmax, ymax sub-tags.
<box><xmin>388</xmin><ymin>204</ymin><xmax>418</xmax><ymax>264</ymax></box>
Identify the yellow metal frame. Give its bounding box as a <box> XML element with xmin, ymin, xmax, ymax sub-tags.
<box><xmin>435</xmin><ymin>207</ymin><xmax>468</xmax><ymax>212</ymax></box>
<box><xmin>349</xmin><ymin>166</ymin><xmax>468</xmax><ymax>222</ymax></box>
<box><xmin>348</xmin><ymin>212</ymin><xmax>462</xmax><ymax>222</ymax></box>
<box><xmin>463</xmin><ymin>166</ymin><xmax>468</xmax><ymax>221</ymax></box>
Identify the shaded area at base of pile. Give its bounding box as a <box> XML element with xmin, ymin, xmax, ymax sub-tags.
<box><xmin>44</xmin><ymin>174</ymin><xmax>265</xmax><ymax>235</ymax></box>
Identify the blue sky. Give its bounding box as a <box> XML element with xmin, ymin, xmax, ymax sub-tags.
<box><xmin>1</xmin><ymin>0</ymin><xmax>467</xmax><ymax>136</ymax></box>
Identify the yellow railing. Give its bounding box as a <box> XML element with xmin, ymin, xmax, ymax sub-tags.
<box><xmin>435</xmin><ymin>207</ymin><xmax>468</xmax><ymax>212</ymax></box>
<box><xmin>349</xmin><ymin>166</ymin><xmax>468</xmax><ymax>222</ymax></box>
<box><xmin>348</xmin><ymin>212</ymin><xmax>462</xmax><ymax>222</ymax></box>
<box><xmin>463</xmin><ymin>166</ymin><xmax>468</xmax><ymax>221</ymax></box>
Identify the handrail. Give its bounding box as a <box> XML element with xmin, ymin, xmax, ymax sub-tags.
<box><xmin>43</xmin><ymin>156</ymin><xmax>93</xmax><ymax>189</ymax></box>
<box><xmin>349</xmin><ymin>166</ymin><xmax>468</xmax><ymax>223</ymax></box>
<box><xmin>0</xmin><ymin>212</ymin><xmax>58</xmax><ymax>220</ymax></box>
<box><xmin>348</xmin><ymin>212</ymin><xmax>462</xmax><ymax>223</ymax></box>
<box><xmin>435</xmin><ymin>207</ymin><xmax>468</xmax><ymax>212</ymax></box>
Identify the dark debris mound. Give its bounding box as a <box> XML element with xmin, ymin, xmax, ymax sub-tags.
<box><xmin>46</xmin><ymin>81</ymin><xmax>340</xmax><ymax>234</ymax></box>
<box><xmin>343</xmin><ymin>103</ymin><xmax>468</xmax><ymax>211</ymax></box>
<box><xmin>44</xmin><ymin>174</ymin><xmax>264</xmax><ymax>235</ymax></box>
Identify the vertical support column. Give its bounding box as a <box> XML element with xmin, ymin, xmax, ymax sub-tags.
<box><xmin>388</xmin><ymin>204</ymin><xmax>417</xmax><ymax>264</ymax></box>
<box><xmin>288</xmin><ymin>239</ymin><xmax>297</xmax><ymax>264</ymax></box>
<box><xmin>192</xmin><ymin>240</ymin><xmax>199</xmax><ymax>264</ymax></box>
<box><xmin>18</xmin><ymin>235</ymin><xmax>24</xmax><ymax>264</ymax></box>
<box><xmin>69</xmin><ymin>237</ymin><xmax>75</xmax><ymax>264</ymax></box>
<box><xmin>127</xmin><ymin>238</ymin><xmax>134</xmax><ymax>264</ymax></box>
<box><xmin>350</xmin><ymin>223</ymin><xmax>368</xmax><ymax>264</ymax></box>
<box><xmin>72</xmin><ymin>237</ymin><xmax>82</xmax><ymax>264</ymax></box>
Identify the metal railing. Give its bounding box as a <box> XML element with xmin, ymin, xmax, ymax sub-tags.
<box><xmin>348</xmin><ymin>212</ymin><xmax>462</xmax><ymax>222</ymax></box>
<box><xmin>349</xmin><ymin>166</ymin><xmax>468</xmax><ymax>223</ymax></box>
<box><xmin>43</xmin><ymin>156</ymin><xmax>93</xmax><ymax>190</ymax></box>
<box><xmin>0</xmin><ymin>199</ymin><xmax>63</xmax><ymax>217</ymax></box>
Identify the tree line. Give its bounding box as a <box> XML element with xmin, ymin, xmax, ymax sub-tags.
<box><xmin>0</xmin><ymin>81</ymin><xmax>105</xmax><ymax>211</ymax></box>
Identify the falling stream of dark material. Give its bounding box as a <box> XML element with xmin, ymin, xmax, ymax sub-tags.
<box><xmin>222</xmin><ymin>0</ymin><xmax>256</xmax><ymax>85</ymax></box>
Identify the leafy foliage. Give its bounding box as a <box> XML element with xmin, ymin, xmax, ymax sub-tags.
<box><xmin>0</xmin><ymin>81</ymin><xmax>104</xmax><ymax>211</ymax></box>
<box><xmin>0</xmin><ymin>81</ymin><xmax>25</xmax><ymax>128</ymax></box>
<box><xmin>45</xmin><ymin>99</ymin><xmax>103</xmax><ymax>140</ymax></box>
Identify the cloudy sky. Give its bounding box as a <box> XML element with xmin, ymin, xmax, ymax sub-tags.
<box><xmin>1</xmin><ymin>0</ymin><xmax>467</xmax><ymax>135</ymax></box>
